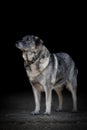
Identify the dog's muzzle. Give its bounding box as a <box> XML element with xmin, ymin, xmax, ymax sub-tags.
<box><xmin>15</xmin><ymin>41</ymin><xmax>19</xmax><ymax>48</ymax></box>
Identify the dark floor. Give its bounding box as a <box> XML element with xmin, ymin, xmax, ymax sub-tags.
<box><xmin>0</xmin><ymin>90</ymin><xmax>87</xmax><ymax>130</ymax></box>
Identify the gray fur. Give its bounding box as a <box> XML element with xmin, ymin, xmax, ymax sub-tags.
<box><xmin>16</xmin><ymin>35</ymin><xmax>78</xmax><ymax>115</ymax></box>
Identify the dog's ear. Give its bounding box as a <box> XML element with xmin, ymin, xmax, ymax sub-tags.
<box><xmin>34</xmin><ymin>36</ymin><xmax>43</xmax><ymax>46</ymax></box>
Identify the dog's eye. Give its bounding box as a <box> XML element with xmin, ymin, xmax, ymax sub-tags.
<box><xmin>42</xmin><ymin>55</ymin><xmax>45</xmax><ymax>59</ymax></box>
<box><xmin>27</xmin><ymin>37</ymin><xmax>29</xmax><ymax>41</ymax></box>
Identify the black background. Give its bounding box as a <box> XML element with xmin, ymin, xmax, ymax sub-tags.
<box><xmin>0</xmin><ymin>2</ymin><xmax>86</xmax><ymax>94</ymax></box>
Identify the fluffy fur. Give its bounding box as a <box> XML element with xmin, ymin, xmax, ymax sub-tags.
<box><xmin>16</xmin><ymin>35</ymin><xmax>78</xmax><ymax>115</ymax></box>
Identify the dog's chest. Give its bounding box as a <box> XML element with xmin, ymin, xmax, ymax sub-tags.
<box><xmin>25</xmin><ymin>57</ymin><xmax>50</xmax><ymax>80</ymax></box>
<box><xmin>26</xmin><ymin>64</ymin><xmax>40</xmax><ymax>80</ymax></box>
<box><xmin>25</xmin><ymin>62</ymin><xmax>49</xmax><ymax>87</ymax></box>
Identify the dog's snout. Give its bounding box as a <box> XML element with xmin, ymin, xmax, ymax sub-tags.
<box><xmin>15</xmin><ymin>42</ymin><xmax>18</xmax><ymax>47</ymax></box>
<box><xmin>15</xmin><ymin>40</ymin><xmax>21</xmax><ymax>48</ymax></box>
<box><xmin>15</xmin><ymin>41</ymin><xmax>19</xmax><ymax>47</ymax></box>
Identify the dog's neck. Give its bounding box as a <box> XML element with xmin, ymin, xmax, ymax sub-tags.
<box><xmin>23</xmin><ymin>46</ymin><xmax>50</xmax><ymax>75</ymax></box>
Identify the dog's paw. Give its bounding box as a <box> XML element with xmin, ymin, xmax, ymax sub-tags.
<box><xmin>72</xmin><ymin>108</ymin><xmax>77</xmax><ymax>113</ymax></box>
<box><xmin>55</xmin><ymin>108</ymin><xmax>63</xmax><ymax>112</ymax></box>
<box><xmin>31</xmin><ymin>111</ymin><xmax>40</xmax><ymax>115</ymax></box>
<box><xmin>43</xmin><ymin>111</ymin><xmax>51</xmax><ymax>115</ymax></box>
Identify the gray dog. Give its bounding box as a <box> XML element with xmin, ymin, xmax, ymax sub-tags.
<box><xmin>16</xmin><ymin>35</ymin><xmax>78</xmax><ymax>115</ymax></box>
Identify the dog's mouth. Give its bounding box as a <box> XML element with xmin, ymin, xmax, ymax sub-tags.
<box><xmin>15</xmin><ymin>41</ymin><xmax>22</xmax><ymax>49</ymax></box>
<box><xmin>15</xmin><ymin>42</ymin><xmax>18</xmax><ymax>48</ymax></box>
<box><xmin>15</xmin><ymin>42</ymin><xmax>29</xmax><ymax>51</ymax></box>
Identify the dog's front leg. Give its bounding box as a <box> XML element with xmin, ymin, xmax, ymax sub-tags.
<box><xmin>31</xmin><ymin>87</ymin><xmax>41</xmax><ymax>115</ymax></box>
<box><xmin>44</xmin><ymin>88</ymin><xmax>52</xmax><ymax>115</ymax></box>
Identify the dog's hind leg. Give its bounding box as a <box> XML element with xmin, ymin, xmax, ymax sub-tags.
<box><xmin>66</xmin><ymin>81</ymin><xmax>77</xmax><ymax>112</ymax></box>
<box><xmin>55</xmin><ymin>87</ymin><xmax>63</xmax><ymax>112</ymax></box>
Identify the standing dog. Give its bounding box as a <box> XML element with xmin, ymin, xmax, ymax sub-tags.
<box><xmin>16</xmin><ymin>35</ymin><xmax>78</xmax><ymax>115</ymax></box>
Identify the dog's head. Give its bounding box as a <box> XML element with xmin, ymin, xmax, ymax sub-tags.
<box><xmin>16</xmin><ymin>35</ymin><xmax>50</xmax><ymax>70</ymax></box>
<box><xmin>16</xmin><ymin>35</ymin><xmax>44</xmax><ymax>62</ymax></box>
<box><xmin>16</xmin><ymin>35</ymin><xmax>43</xmax><ymax>51</ymax></box>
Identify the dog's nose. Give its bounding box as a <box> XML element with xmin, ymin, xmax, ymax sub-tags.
<box><xmin>15</xmin><ymin>41</ymin><xmax>20</xmax><ymax>47</ymax></box>
<box><xmin>15</xmin><ymin>42</ymin><xmax>18</xmax><ymax>47</ymax></box>
<box><xmin>15</xmin><ymin>40</ymin><xmax>21</xmax><ymax>45</ymax></box>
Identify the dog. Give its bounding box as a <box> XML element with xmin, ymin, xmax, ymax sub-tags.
<box><xmin>16</xmin><ymin>35</ymin><xmax>78</xmax><ymax>115</ymax></box>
